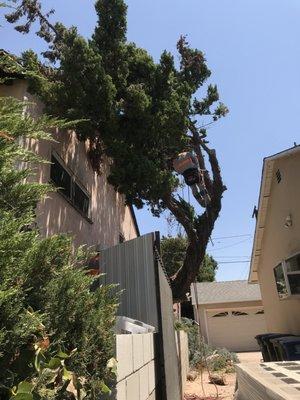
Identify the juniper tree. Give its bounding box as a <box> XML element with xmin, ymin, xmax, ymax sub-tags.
<box><xmin>4</xmin><ymin>0</ymin><xmax>228</xmax><ymax>301</ymax></box>
<box><xmin>161</xmin><ymin>236</ymin><xmax>218</xmax><ymax>282</ymax></box>
<box><xmin>0</xmin><ymin>97</ymin><xmax>118</xmax><ymax>400</ymax></box>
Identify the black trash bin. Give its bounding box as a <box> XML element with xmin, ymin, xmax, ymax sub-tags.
<box><xmin>262</xmin><ymin>334</ymin><xmax>294</xmax><ymax>361</ymax></box>
<box><xmin>275</xmin><ymin>336</ymin><xmax>300</xmax><ymax>361</ymax></box>
<box><xmin>255</xmin><ymin>333</ymin><xmax>276</xmax><ymax>362</ymax></box>
<box><xmin>270</xmin><ymin>336</ymin><xmax>293</xmax><ymax>361</ymax></box>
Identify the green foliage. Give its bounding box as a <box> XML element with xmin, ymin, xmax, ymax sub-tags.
<box><xmin>3</xmin><ymin>0</ymin><xmax>228</xmax><ymax>301</ymax></box>
<box><xmin>174</xmin><ymin>317</ymin><xmax>200</xmax><ymax>361</ymax></box>
<box><xmin>0</xmin><ymin>97</ymin><xmax>118</xmax><ymax>400</ymax></box>
<box><xmin>191</xmin><ymin>346</ymin><xmax>239</xmax><ymax>372</ymax></box>
<box><xmin>4</xmin><ymin>0</ymin><xmax>227</xmax><ymax>212</ymax></box>
<box><xmin>161</xmin><ymin>236</ymin><xmax>187</xmax><ymax>277</ymax></box>
<box><xmin>0</xmin><ymin>50</ymin><xmax>26</xmax><ymax>83</ymax></box>
<box><xmin>199</xmin><ymin>254</ymin><xmax>218</xmax><ymax>282</ymax></box>
<box><xmin>207</xmin><ymin>348</ymin><xmax>239</xmax><ymax>372</ymax></box>
<box><xmin>93</xmin><ymin>0</ymin><xmax>128</xmax><ymax>89</ymax></box>
<box><xmin>10</xmin><ymin>348</ymin><xmax>80</xmax><ymax>400</ymax></box>
<box><xmin>175</xmin><ymin>318</ymin><xmax>239</xmax><ymax>372</ymax></box>
<box><xmin>161</xmin><ymin>235</ymin><xmax>218</xmax><ymax>280</ymax></box>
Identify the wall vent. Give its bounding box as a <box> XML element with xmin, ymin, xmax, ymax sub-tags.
<box><xmin>275</xmin><ymin>169</ymin><xmax>282</xmax><ymax>183</ymax></box>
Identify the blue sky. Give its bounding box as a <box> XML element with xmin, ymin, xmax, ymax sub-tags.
<box><xmin>1</xmin><ymin>0</ymin><xmax>300</xmax><ymax>281</ymax></box>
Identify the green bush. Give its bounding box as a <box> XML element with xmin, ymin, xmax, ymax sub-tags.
<box><xmin>175</xmin><ymin>317</ymin><xmax>239</xmax><ymax>372</ymax></box>
<box><xmin>207</xmin><ymin>348</ymin><xmax>239</xmax><ymax>371</ymax></box>
<box><xmin>0</xmin><ymin>97</ymin><xmax>118</xmax><ymax>400</ymax></box>
<box><xmin>175</xmin><ymin>317</ymin><xmax>200</xmax><ymax>361</ymax></box>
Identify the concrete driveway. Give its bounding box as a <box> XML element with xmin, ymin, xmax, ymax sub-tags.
<box><xmin>236</xmin><ymin>351</ymin><xmax>262</xmax><ymax>363</ymax></box>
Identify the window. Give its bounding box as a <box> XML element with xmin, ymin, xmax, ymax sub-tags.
<box><xmin>274</xmin><ymin>263</ymin><xmax>289</xmax><ymax>299</ymax></box>
<box><xmin>50</xmin><ymin>154</ymin><xmax>71</xmax><ymax>199</ymax></box>
<box><xmin>285</xmin><ymin>254</ymin><xmax>300</xmax><ymax>295</ymax></box>
<box><xmin>274</xmin><ymin>255</ymin><xmax>300</xmax><ymax>299</ymax></box>
<box><xmin>275</xmin><ymin>169</ymin><xmax>282</xmax><ymax>183</ymax></box>
<box><xmin>73</xmin><ymin>182</ymin><xmax>90</xmax><ymax>216</ymax></box>
<box><xmin>232</xmin><ymin>311</ymin><xmax>248</xmax><ymax>316</ymax></box>
<box><xmin>212</xmin><ymin>312</ymin><xmax>229</xmax><ymax>318</ymax></box>
<box><xmin>50</xmin><ymin>153</ymin><xmax>91</xmax><ymax>219</ymax></box>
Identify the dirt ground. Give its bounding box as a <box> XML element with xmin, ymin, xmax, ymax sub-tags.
<box><xmin>184</xmin><ymin>352</ymin><xmax>262</xmax><ymax>400</ymax></box>
<box><xmin>184</xmin><ymin>371</ymin><xmax>236</xmax><ymax>400</ymax></box>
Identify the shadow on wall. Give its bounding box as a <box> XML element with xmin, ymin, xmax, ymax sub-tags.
<box><xmin>29</xmin><ymin>129</ymin><xmax>129</xmax><ymax>248</ymax></box>
<box><xmin>0</xmin><ymin>82</ymin><xmax>134</xmax><ymax>248</ymax></box>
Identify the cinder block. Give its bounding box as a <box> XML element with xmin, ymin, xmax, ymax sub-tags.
<box><xmin>126</xmin><ymin>371</ymin><xmax>140</xmax><ymax>400</ymax></box>
<box><xmin>132</xmin><ymin>334</ymin><xmax>144</xmax><ymax>371</ymax></box>
<box><xmin>116</xmin><ymin>334</ymin><xmax>133</xmax><ymax>381</ymax></box>
<box><xmin>149</xmin><ymin>333</ymin><xmax>154</xmax><ymax>360</ymax></box>
<box><xmin>143</xmin><ymin>334</ymin><xmax>152</xmax><ymax>364</ymax></box>
<box><xmin>148</xmin><ymin>360</ymin><xmax>156</xmax><ymax>393</ymax></box>
<box><xmin>139</xmin><ymin>364</ymin><xmax>149</xmax><ymax>400</ymax></box>
<box><xmin>116</xmin><ymin>380</ymin><xmax>126</xmax><ymax>400</ymax></box>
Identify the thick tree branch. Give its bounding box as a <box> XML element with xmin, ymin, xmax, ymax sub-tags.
<box><xmin>171</xmin><ymin>237</ymin><xmax>205</xmax><ymax>302</ymax></box>
<box><xmin>188</xmin><ymin>120</ymin><xmax>213</xmax><ymax>195</ymax></box>
<box><xmin>170</xmin><ymin>124</ymin><xmax>226</xmax><ymax>301</ymax></box>
<box><xmin>200</xmin><ymin>141</ymin><xmax>226</xmax><ymax>201</ymax></box>
<box><xmin>163</xmin><ymin>194</ymin><xmax>197</xmax><ymax>240</ymax></box>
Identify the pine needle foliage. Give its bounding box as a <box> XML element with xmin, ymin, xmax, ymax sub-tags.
<box><xmin>4</xmin><ymin>0</ymin><xmax>228</xmax><ymax>301</ymax></box>
<box><xmin>0</xmin><ymin>97</ymin><xmax>118</xmax><ymax>400</ymax></box>
<box><xmin>161</xmin><ymin>235</ymin><xmax>218</xmax><ymax>281</ymax></box>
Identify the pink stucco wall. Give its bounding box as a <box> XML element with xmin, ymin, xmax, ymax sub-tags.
<box><xmin>0</xmin><ymin>79</ymin><xmax>138</xmax><ymax>248</ymax></box>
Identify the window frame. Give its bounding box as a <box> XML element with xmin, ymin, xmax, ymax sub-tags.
<box><xmin>231</xmin><ymin>311</ymin><xmax>249</xmax><ymax>316</ymax></box>
<box><xmin>119</xmin><ymin>232</ymin><xmax>125</xmax><ymax>243</ymax></box>
<box><xmin>72</xmin><ymin>179</ymin><xmax>91</xmax><ymax>217</ymax></box>
<box><xmin>274</xmin><ymin>262</ymin><xmax>289</xmax><ymax>299</ymax></box>
<box><xmin>50</xmin><ymin>152</ymin><xmax>92</xmax><ymax>223</ymax></box>
<box><xmin>273</xmin><ymin>252</ymin><xmax>300</xmax><ymax>299</ymax></box>
<box><xmin>211</xmin><ymin>311</ymin><xmax>229</xmax><ymax>318</ymax></box>
<box><xmin>50</xmin><ymin>153</ymin><xmax>72</xmax><ymax>200</ymax></box>
<box><xmin>255</xmin><ymin>309</ymin><xmax>265</xmax><ymax>315</ymax></box>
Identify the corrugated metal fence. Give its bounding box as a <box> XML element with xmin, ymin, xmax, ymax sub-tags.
<box><xmin>100</xmin><ymin>233</ymin><xmax>159</xmax><ymax>329</ymax></box>
<box><xmin>100</xmin><ymin>232</ymin><xmax>182</xmax><ymax>400</ymax></box>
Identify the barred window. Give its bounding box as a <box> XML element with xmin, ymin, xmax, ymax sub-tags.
<box><xmin>50</xmin><ymin>153</ymin><xmax>90</xmax><ymax>219</ymax></box>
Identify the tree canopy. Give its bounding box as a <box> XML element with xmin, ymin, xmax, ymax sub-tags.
<box><xmin>3</xmin><ymin>0</ymin><xmax>228</xmax><ymax>301</ymax></box>
<box><xmin>161</xmin><ymin>236</ymin><xmax>218</xmax><ymax>282</ymax></box>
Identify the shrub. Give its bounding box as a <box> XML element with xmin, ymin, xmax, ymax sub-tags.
<box><xmin>0</xmin><ymin>97</ymin><xmax>118</xmax><ymax>399</ymax></box>
<box><xmin>175</xmin><ymin>317</ymin><xmax>200</xmax><ymax>361</ymax></box>
<box><xmin>175</xmin><ymin>317</ymin><xmax>239</xmax><ymax>372</ymax></box>
<box><xmin>207</xmin><ymin>348</ymin><xmax>239</xmax><ymax>371</ymax></box>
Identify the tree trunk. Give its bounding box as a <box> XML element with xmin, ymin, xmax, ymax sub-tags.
<box><xmin>164</xmin><ymin>135</ymin><xmax>226</xmax><ymax>302</ymax></box>
<box><xmin>171</xmin><ymin>238</ymin><xmax>206</xmax><ymax>302</ymax></box>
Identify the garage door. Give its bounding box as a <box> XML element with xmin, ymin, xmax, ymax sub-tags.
<box><xmin>206</xmin><ymin>308</ymin><xmax>267</xmax><ymax>352</ymax></box>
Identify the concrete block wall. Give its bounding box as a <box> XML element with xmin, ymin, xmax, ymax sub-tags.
<box><xmin>115</xmin><ymin>333</ymin><xmax>156</xmax><ymax>400</ymax></box>
<box><xmin>175</xmin><ymin>330</ymin><xmax>189</xmax><ymax>394</ymax></box>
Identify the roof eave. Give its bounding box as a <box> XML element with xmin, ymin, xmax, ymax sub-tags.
<box><xmin>248</xmin><ymin>145</ymin><xmax>300</xmax><ymax>282</ymax></box>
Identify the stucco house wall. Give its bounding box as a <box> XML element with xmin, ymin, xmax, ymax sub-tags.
<box><xmin>0</xmin><ymin>79</ymin><xmax>139</xmax><ymax>248</ymax></box>
<box><xmin>255</xmin><ymin>152</ymin><xmax>300</xmax><ymax>334</ymax></box>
